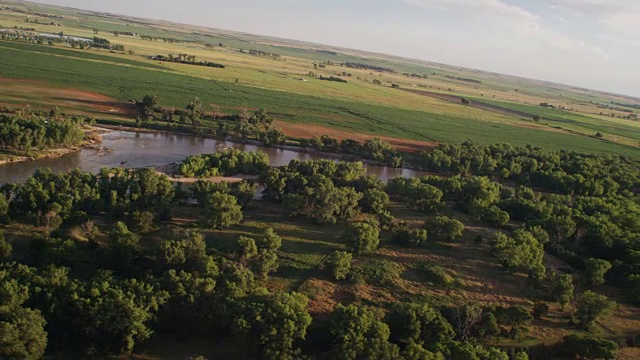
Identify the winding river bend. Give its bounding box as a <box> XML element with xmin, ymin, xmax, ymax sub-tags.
<box><xmin>0</xmin><ymin>130</ymin><xmax>426</xmax><ymax>184</ymax></box>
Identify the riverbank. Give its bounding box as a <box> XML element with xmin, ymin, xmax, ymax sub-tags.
<box><xmin>0</xmin><ymin>127</ymin><xmax>103</xmax><ymax>167</ymax></box>
<box><xmin>95</xmin><ymin>123</ymin><xmax>421</xmax><ymax>171</ymax></box>
<box><xmin>153</xmin><ymin>162</ymin><xmax>258</xmax><ymax>184</ymax></box>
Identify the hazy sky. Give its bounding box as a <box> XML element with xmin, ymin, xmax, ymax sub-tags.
<box><xmin>28</xmin><ymin>0</ymin><xmax>640</xmax><ymax>97</ymax></box>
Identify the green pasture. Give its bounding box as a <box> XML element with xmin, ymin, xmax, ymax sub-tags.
<box><xmin>475</xmin><ymin>98</ymin><xmax>640</xmax><ymax>142</ymax></box>
<box><xmin>1</xmin><ymin>40</ymin><xmax>638</xmax><ymax>156</ymax></box>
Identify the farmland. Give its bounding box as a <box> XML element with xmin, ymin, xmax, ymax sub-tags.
<box><xmin>0</xmin><ymin>1</ymin><xmax>639</xmax><ymax>155</ymax></box>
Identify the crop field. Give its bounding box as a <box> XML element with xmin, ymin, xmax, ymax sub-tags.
<box><xmin>1</xmin><ymin>41</ymin><xmax>639</xmax><ymax>156</ymax></box>
<box><xmin>0</xmin><ymin>0</ymin><xmax>639</xmax><ymax>156</ymax></box>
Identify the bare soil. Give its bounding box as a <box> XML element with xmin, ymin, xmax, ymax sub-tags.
<box><xmin>0</xmin><ymin>77</ymin><xmax>137</xmax><ymax>117</ymax></box>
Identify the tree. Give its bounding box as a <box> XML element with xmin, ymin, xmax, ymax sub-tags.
<box><xmin>583</xmin><ymin>258</ymin><xmax>612</xmax><ymax>288</ymax></box>
<box><xmin>532</xmin><ymin>115</ymin><xmax>540</xmax><ymax>122</ymax></box>
<box><xmin>329</xmin><ymin>304</ymin><xmax>400</xmax><ymax>360</ymax></box>
<box><xmin>73</xmin><ymin>274</ymin><xmax>168</xmax><ymax>354</ymax></box>
<box><xmin>258</xmin><ymin>128</ymin><xmax>286</xmax><ymax>146</ymax></box>
<box><xmin>395</xmin><ymin>228</ymin><xmax>429</xmax><ymax>247</ymax></box>
<box><xmin>238</xmin><ymin>290</ymin><xmax>312</xmax><ymax>360</ymax></box>
<box><xmin>209</xmin><ymin>103</ymin><xmax>221</xmax><ymax>121</ymax></box>
<box><xmin>109</xmin><ymin>222</ymin><xmax>141</xmax><ymax>272</ymax></box>
<box><xmin>138</xmin><ymin>94</ymin><xmax>159</xmax><ymax>122</ymax></box>
<box><xmin>387</xmin><ymin>302</ymin><xmax>454</xmax><ymax>352</ymax></box>
<box><xmin>532</xmin><ymin>302</ymin><xmax>549</xmax><ymax>320</ymax></box>
<box><xmin>360</xmin><ymin>188</ymin><xmax>389</xmax><ymax>214</ymax></box>
<box><xmin>400</xmin><ymin>341</ymin><xmax>441</xmax><ymax>360</ymax></box>
<box><xmin>236</xmin><ymin>229</ymin><xmax>282</xmax><ymax>279</ymax></box>
<box><xmin>407</xmin><ymin>183</ymin><xmax>443</xmax><ymax>212</ymax></box>
<box><xmin>427</xmin><ymin>216</ymin><xmax>464</xmax><ymax>242</ymax></box>
<box><xmin>181</xmin><ymin>97</ymin><xmax>203</xmax><ymax>126</ymax></box>
<box><xmin>0</xmin><ymin>231</ymin><xmax>11</xmax><ymax>259</ymax></box>
<box><xmin>574</xmin><ymin>290</ymin><xmax>616</xmax><ymax>328</ymax></box>
<box><xmin>343</xmin><ymin>222</ymin><xmax>380</xmax><ymax>255</ymax></box>
<box><xmin>204</xmin><ymin>193</ymin><xmax>243</xmax><ymax>229</ymax></box>
<box><xmin>0</xmin><ymin>193</ymin><xmax>8</xmax><ymax>221</ymax></box>
<box><xmin>553</xmin><ymin>274</ymin><xmax>574</xmax><ymax>311</ymax></box>
<box><xmin>491</xmin><ymin>230</ymin><xmax>545</xmax><ymax>277</ymax></box>
<box><xmin>450</xmin><ymin>303</ymin><xmax>483</xmax><ymax>342</ymax></box>
<box><xmin>254</xmin><ymin>228</ymin><xmax>282</xmax><ymax>279</ymax></box>
<box><xmin>237</xmin><ymin>236</ymin><xmax>258</xmax><ymax>267</ymax></box>
<box><xmin>494</xmin><ymin>305</ymin><xmax>532</xmax><ymax>339</ymax></box>
<box><xmin>324</xmin><ymin>251</ymin><xmax>353</xmax><ymax>280</ymax></box>
<box><xmin>559</xmin><ymin>335</ymin><xmax>618</xmax><ymax>360</ymax></box>
<box><xmin>128</xmin><ymin>210</ymin><xmax>154</xmax><ymax>233</ymax></box>
<box><xmin>0</xmin><ymin>308</ymin><xmax>48</xmax><ymax>360</ymax></box>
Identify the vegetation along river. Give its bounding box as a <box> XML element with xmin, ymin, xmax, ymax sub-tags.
<box><xmin>0</xmin><ymin>130</ymin><xmax>425</xmax><ymax>184</ymax></box>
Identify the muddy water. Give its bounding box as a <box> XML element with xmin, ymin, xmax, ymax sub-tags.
<box><xmin>0</xmin><ymin>130</ymin><xmax>426</xmax><ymax>184</ymax></box>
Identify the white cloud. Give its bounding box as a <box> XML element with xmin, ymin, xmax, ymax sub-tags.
<box><xmin>554</xmin><ymin>0</ymin><xmax>638</xmax><ymax>14</ymax></box>
<box><xmin>402</xmin><ymin>0</ymin><xmax>540</xmax><ymax>30</ymax></box>
<box><xmin>555</xmin><ymin>0</ymin><xmax>640</xmax><ymax>36</ymax></box>
<box><xmin>402</xmin><ymin>0</ymin><xmax>608</xmax><ymax>59</ymax></box>
<box><xmin>597</xmin><ymin>33</ymin><xmax>640</xmax><ymax>47</ymax></box>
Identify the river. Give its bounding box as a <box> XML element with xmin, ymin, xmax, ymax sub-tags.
<box><xmin>0</xmin><ymin>130</ymin><xmax>425</xmax><ymax>184</ymax></box>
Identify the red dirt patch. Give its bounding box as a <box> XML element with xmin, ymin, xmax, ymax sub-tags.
<box><xmin>274</xmin><ymin>121</ymin><xmax>438</xmax><ymax>153</ymax></box>
<box><xmin>0</xmin><ymin>77</ymin><xmax>137</xmax><ymax>118</ymax></box>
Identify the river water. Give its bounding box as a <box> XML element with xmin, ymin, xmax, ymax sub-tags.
<box><xmin>0</xmin><ymin>130</ymin><xmax>425</xmax><ymax>184</ymax></box>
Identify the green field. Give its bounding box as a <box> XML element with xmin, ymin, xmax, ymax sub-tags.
<box><xmin>1</xmin><ymin>41</ymin><xmax>639</xmax><ymax>156</ymax></box>
<box><xmin>2</xmin><ymin>0</ymin><xmax>640</xmax><ymax>157</ymax></box>
<box><xmin>475</xmin><ymin>98</ymin><xmax>640</xmax><ymax>142</ymax></box>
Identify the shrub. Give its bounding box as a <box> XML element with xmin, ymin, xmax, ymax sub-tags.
<box><xmin>128</xmin><ymin>210</ymin><xmax>155</xmax><ymax>233</ymax></box>
<box><xmin>325</xmin><ymin>251</ymin><xmax>353</xmax><ymax>280</ymax></box>
<box><xmin>558</xmin><ymin>335</ymin><xmax>618</xmax><ymax>360</ymax></box>
<box><xmin>574</xmin><ymin>291</ymin><xmax>616</xmax><ymax>328</ymax></box>
<box><xmin>350</xmin><ymin>259</ymin><xmax>402</xmax><ymax>286</ymax></box>
<box><xmin>420</xmin><ymin>264</ymin><xmax>454</xmax><ymax>288</ymax></box>
<box><xmin>532</xmin><ymin>302</ymin><xmax>549</xmax><ymax>320</ymax></box>
<box><xmin>427</xmin><ymin>216</ymin><xmax>464</xmax><ymax>242</ymax></box>
<box><xmin>343</xmin><ymin>222</ymin><xmax>380</xmax><ymax>255</ymax></box>
<box><xmin>394</xmin><ymin>228</ymin><xmax>428</xmax><ymax>247</ymax></box>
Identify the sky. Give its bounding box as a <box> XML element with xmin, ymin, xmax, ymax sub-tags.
<box><xmin>28</xmin><ymin>0</ymin><xmax>640</xmax><ymax>97</ymax></box>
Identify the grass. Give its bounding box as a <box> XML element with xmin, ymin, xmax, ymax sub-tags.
<box><xmin>0</xmin><ymin>40</ymin><xmax>166</xmax><ymax>70</ymax></box>
<box><xmin>475</xmin><ymin>97</ymin><xmax>640</xmax><ymax>142</ymax></box>
<box><xmin>1</xmin><ymin>41</ymin><xmax>639</xmax><ymax>156</ymax></box>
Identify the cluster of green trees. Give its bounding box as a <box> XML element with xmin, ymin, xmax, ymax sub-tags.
<box><xmin>385</xmin><ymin>169</ymin><xmax>637</xmax><ymax>306</ymax></box>
<box><xmin>0</xmin><ymin>30</ymin><xmax>125</xmax><ymax>50</ymax></box>
<box><xmin>261</xmin><ymin>160</ymin><xmax>387</xmax><ymax>224</ymax></box>
<box><xmin>497</xmin><ymin>184</ymin><xmax>639</xmax><ymax>303</ymax></box>
<box><xmin>149</xmin><ymin>54</ymin><xmax>225</xmax><ymax>68</ymax></box>
<box><xmin>417</xmin><ymin>141</ymin><xmax>639</xmax><ymax>197</ymax></box>
<box><xmin>135</xmin><ymin>96</ymin><xmax>407</xmax><ymax>167</ymax></box>
<box><xmin>0</xmin><ymin>167</ymin><xmax>316</xmax><ymax>359</ymax></box>
<box><xmin>0</xmin><ymin>112</ymin><xmax>85</xmax><ymax>151</ymax></box>
<box><xmin>178</xmin><ymin>149</ymin><xmax>269</xmax><ymax>177</ymax></box>
<box><xmin>2</xmin><ymin>168</ymin><xmax>175</xmax><ymax>231</ymax></box>
<box><xmin>324</xmin><ymin>302</ymin><xmax>535</xmax><ymax>359</ymax></box>
<box><xmin>0</xmin><ymin>140</ymin><xmax>632</xmax><ymax>358</ymax></box>
<box><xmin>304</xmin><ymin>135</ymin><xmax>403</xmax><ymax>167</ymax></box>
<box><xmin>136</xmin><ymin>96</ymin><xmax>287</xmax><ymax>146</ymax></box>
<box><xmin>387</xmin><ymin>175</ymin><xmax>510</xmax><ymax>227</ymax></box>
<box><xmin>0</xmin><ymin>226</ymin><xmax>314</xmax><ymax>359</ymax></box>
